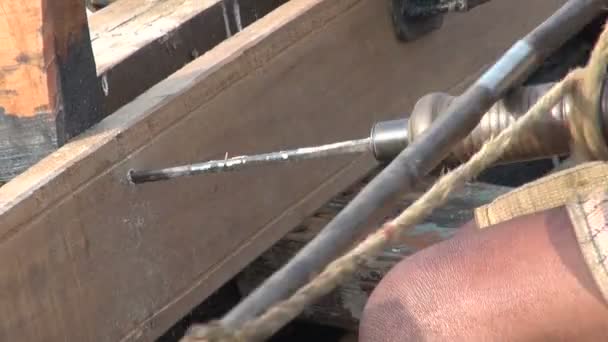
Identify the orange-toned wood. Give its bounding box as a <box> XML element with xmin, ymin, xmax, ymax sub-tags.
<box><xmin>0</xmin><ymin>0</ymin><xmax>102</xmax><ymax>181</ymax></box>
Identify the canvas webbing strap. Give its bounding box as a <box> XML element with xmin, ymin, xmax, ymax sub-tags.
<box><xmin>567</xmin><ymin>189</ymin><xmax>608</xmax><ymax>304</ymax></box>
<box><xmin>474</xmin><ymin>161</ymin><xmax>608</xmax><ymax>229</ymax></box>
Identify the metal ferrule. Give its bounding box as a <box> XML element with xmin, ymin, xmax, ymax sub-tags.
<box><xmin>370</xmin><ymin>119</ymin><xmax>409</xmax><ymax>162</ymax></box>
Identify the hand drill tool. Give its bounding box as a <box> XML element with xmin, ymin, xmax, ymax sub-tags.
<box><xmin>126</xmin><ymin>0</ymin><xmax>606</xmax><ymax>336</ymax></box>
<box><xmin>129</xmin><ymin>80</ymin><xmax>608</xmax><ymax>184</ymax></box>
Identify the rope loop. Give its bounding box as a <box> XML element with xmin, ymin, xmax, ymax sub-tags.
<box><xmin>567</xmin><ymin>29</ymin><xmax>608</xmax><ymax>162</ymax></box>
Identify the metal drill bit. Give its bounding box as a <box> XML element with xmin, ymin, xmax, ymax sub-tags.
<box><xmin>128</xmin><ymin>137</ymin><xmax>371</xmax><ymax>184</ymax></box>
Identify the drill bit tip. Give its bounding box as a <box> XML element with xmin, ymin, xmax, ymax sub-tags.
<box><xmin>129</xmin><ymin>137</ymin><xmax>371</xmax><ymax>184</ymax></box>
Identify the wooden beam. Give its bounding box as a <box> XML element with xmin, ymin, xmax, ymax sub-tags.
<box><xmin>0</xmin><ymin>0</ymin><xmax>566</xmax><ymax>341</ymax></box>
<box><xmin>0</xmin><ymin>0</ymin><xmax>103</xmax><ymax>182</ymax></box>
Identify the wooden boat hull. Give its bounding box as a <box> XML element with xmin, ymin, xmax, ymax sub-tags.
<box><xmin>0</xmin><ymin>0</ymin><xmax>566</xmax><ymax>341</ymax></box>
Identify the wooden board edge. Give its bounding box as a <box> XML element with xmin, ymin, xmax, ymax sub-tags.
<box><xmin>0</xmin><ymin>0</ymin><xmax>365</xmax><ymax>235</ymax></box>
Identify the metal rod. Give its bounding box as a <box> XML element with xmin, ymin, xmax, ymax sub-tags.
<box><xmin>129</xmin><ymin>138</ymin><xmax>371</xmax><ymax>184</ymax></box>
<box><xmin>221</xmin><ymin>0</ymin><xmax>604</xmax><ymax>330</ymax></box>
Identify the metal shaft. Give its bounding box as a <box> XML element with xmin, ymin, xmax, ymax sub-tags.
<box><xmin>129</xmin><ymin>138</ymin><xmax>371</xmax><ymax>184</ymax></box>
<box><xmin>131</xmin><ymin>76</ymin><xmax>608</xmax><ymax>184</ymax></box>
<box><xmin>221</xmin><ymin>0</ymin><xmax>604</xmax><ymax>332</ymax></box>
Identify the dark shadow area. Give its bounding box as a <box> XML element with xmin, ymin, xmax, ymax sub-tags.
<box><xmin>156</xmin><ymin>278</ymin><xmax>349</xmax><ymax>341</ymax></box>
<box><xmin>268</xmin><ymin>321</ymin><xmax>347</xmax><ymax>342</ymax></box>
<box><xmin>156</xmin><ymin>280</ymin><xmax>241</xmax><ymax>342</ymax></box>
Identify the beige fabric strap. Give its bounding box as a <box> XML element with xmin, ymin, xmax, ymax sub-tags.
<box><xmin>474</xmin><ymin>161</ymin><xmax>608</xmax><ymax>229</ymax></box>
<box><xmin>474</xmin><ymin>161</ymin><xmax>608</xmax><ymax>303</ymax></box>
<box><xmin>566</xmin><ymin>191</ymin><xmax>608</xmax><ymax>303</ymax></box>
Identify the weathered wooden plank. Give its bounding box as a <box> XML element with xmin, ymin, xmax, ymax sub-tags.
<box><xmin>0</xmin><ymin>0</ymin><xmax>103</xmax><ymax>181</ymax></box>
<box><xmin>89</xmin><ymin>0</ymin><xmax>228</xmax><ymax>116</ymax></box>
<box><xmin>0</xmin><ymin>0</ymin><xmax>566</xmax><ymax>341</ymax></box>
<box><xmin>236</xmin><ymin>179</ymin><xmax>512</xmax><ymax>330</ymax></box>
<box><xmin>89</xmin><ymin>0</ymin><xmax>288</xmax><ymax>116</ymax></box>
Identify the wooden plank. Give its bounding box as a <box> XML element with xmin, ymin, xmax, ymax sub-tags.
<box><xmin>236</xmin><ymin>179</ymin><xmax>512</xmax><ymax>331</ymax></box>
<box><xmin>0</xmin><ymin>0</ymin><xmax>290</xmax><ymax>183</ymax></box>
<box><xmin>0</xmin><ymin>0</ymin><xmax>103</xmax><ymax>182</ymax></box>
<box><xmin>0</xmin><ymin>0</ymin><xmax>566</xmax><ymax>341</ymax></box>
<box><xmin>89</xmin><ymin>0</ymin><xmax>288</xmax><ymax>116</ymax></box>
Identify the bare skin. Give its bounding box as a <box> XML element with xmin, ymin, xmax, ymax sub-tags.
<box><xmin>359</xmin><ymin>207</ymin><xmax>608</xmax><ymax>341</ymax></box>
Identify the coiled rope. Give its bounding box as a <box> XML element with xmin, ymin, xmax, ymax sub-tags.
<box><xmin>182</xmin><ymin>19</ymin><xmax>608</xmax><ymax>342</ymax></box>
